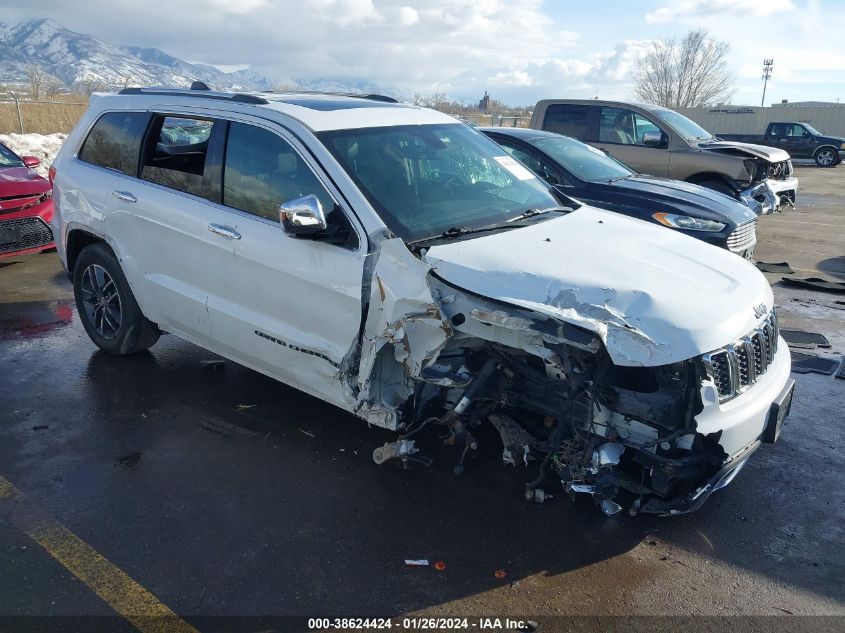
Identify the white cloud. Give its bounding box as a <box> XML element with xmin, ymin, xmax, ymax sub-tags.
<box><xmin>488</xmin><ymin>70</ymin><xmax>532</xmax><ymax>86</ymax></box>
<box><xmin>398</xmin><ymin>6</ymin><xmax>419</xmax><ymax>26</ymax></box>
<box><xmin>207</xmin><ymin>0</ymin><xmax>268</xmax><ymax>14</ymax></box>
<box><xmin>646</xmin><ymin>0</ymin><xmax>795</xmax><ymax>24</ymax></box>
<box><xmin>306</xmin><ymin>0</ymin><xmax>383</xmax><ymax>27</ymax></box>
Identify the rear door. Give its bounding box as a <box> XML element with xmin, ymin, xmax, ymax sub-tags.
<box><xmin>104</xmin><ymin>112</ymin><xmax>236</xmax><ymax>343</ymax></box>
<box><xmin>594</xmin><ymin>107</ymin><xmax>670</xmax><ymax>176</ymax></box>
<box><xmin>60</xmin><ymin>111</ymin><xmax>150</xmax><ymax>256</ymax></box>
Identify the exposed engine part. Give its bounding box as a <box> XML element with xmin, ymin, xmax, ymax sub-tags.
<box><xmin>372</xmin><ymin>439</ymin><xmax>432</xmax><ymax>468</ymax></box>
<box><xmin>525</xmin><ymin>488</ymin><xmax>553</xmax><ymax>503</ymax></box>
<box><xmin>489</xmin><ymin>413</ymin><xmax>546</xmax><ymax>467</ymax></box>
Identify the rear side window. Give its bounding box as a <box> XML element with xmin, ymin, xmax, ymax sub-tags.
<box><xmin>78</xmin><ymin>112</ymin><xmax>148</xmax><ymax>175</ymax></box>
<box><xmin>141</xmin><ymin>116</ymin><xmax>215</xmax><ymax>199</ymax></box>
<box><xmin>542</xmin><ymin>104</ymin><xmax>593</xmax><ymax>140</ymax></box>
<box><xmin>222</xmin><ymin>122</ymin><xmax>335</xmax><ymax>220</ymax></box>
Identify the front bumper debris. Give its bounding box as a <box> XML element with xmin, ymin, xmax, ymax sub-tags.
<box><xmin>741</xmin><ymin>177</ymin><xmax>798</xmax><ymax>215</ymax></box>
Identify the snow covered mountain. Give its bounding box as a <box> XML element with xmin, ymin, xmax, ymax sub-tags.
<box><xmin>0</xmin><ymin>19</ymin><xmax>243</xmax><ymax>90</ymax></box>
<box><xmin>0</xmin><ymin>18</ymin><xmax>402</xmax><ymax>98</ymax></box>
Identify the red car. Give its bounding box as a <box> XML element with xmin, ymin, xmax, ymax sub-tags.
<box><xmin>0</xmin><ymin>141</ymin><xmax>54</xmax><ymax>258</ymax></box>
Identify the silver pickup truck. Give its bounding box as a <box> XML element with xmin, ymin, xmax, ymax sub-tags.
<box><xmin>530</xmin><ymin>99</ymin><xmax>798</xmax><ymax>214</ymax></box>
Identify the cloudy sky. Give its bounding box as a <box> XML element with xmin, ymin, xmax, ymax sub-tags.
<box><xmin>2</xmin><ymin>0</ymin><xmax>843</xmax><ymax>105</ymax></box>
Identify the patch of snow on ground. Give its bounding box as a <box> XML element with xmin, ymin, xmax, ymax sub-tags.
<box><xmin>0</xmin><ymin>133</ymin><xmax>67</xmax><ymax>178</ymax></box>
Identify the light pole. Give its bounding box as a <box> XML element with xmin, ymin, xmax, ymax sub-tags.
<box><xmin>761</xmin><ymin>59</ymin><xmax>773</xmax><ymax>107</ymax></box>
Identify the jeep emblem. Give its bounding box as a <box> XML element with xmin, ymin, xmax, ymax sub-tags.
<box><xmin>753</xmin><ymin>303</ymin><xmax>767</xmax><ymax>318</ymax></box>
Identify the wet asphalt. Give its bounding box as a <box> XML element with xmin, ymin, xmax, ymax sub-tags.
<box><xmin>0</xmin><ymin>167</ymin><xmax>844</xmax><ymax>630</ymax></box>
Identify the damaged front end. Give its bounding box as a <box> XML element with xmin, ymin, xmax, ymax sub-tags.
<box><xmin>352</xmin><ymin>239</ymin><xmax>746</xmax><ymax>517</ymax></box>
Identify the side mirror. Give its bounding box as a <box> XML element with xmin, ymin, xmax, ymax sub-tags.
<box><xmin>22</xmin><ymin>156</ymin><xmax>41</xmax><ymax>168</ymax></box>
<box><xmin>642</xmin><ymin>131</ymin><xmax>666</xmax><ymax>148</ymax></box>
<box><xmin>279</xmin><ymin>194</ymin><xmax>327</xmax><ymax>236</ymax></box>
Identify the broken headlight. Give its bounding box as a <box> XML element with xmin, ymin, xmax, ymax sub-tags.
<box><xmin>652</xmin><ymin>213</ymin><xmax>725</xmax><ymax>232</ymax></box>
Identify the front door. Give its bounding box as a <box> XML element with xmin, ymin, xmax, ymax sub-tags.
<box><xmin>594</xmin><ymin>106</ymin><xmax>670</xmax><ymax>176</ymax></box>
<box><xmin>204</xmin><ymin>117</ymin><xmax>366</xmax><ymax>407</ymax></box>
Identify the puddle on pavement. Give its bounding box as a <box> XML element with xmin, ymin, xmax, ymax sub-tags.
<box><xmin>0</xmin><ymin>300</ymin><xmax>75</xmax><ymax>339</ymax></box>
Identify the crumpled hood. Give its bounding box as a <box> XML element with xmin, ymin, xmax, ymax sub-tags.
<box><xmin>698</xmin><ymin>140</ymin><xmax>791</xmax><ymax>162</ymax></box>
<box><xmin>423</xmin><ymin>206</ymin><xmax>772</xmax><ymax>367</ymax></box>
<box><xmin>0</xmin><ymin>166</ymin><xmax>50</xmax><ymax>196</ymax></box>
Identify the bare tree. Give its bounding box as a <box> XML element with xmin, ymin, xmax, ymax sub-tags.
<box><xmin>26</xmin><ymin>64</ymin><xmax>45</xmax><ymax>100</ymax></box>
<box><xmin>634</xmin><ymin>29</ymin><xmax>735</xmax><ymax>108</ymax></box>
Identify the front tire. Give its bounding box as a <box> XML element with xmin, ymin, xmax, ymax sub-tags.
<box><xmin>697</xmin><ymin>179</ymin><xmax>736</xmax><ymax>198</ymax></box>
<box><xmin>73</xmin><ymin>243</ymin><xmax>160</xmax><ymax>355</ymax></box>
<box><xmin>814</xmin><ymin>147</ymin><xmax>838</xmax><ymax>167</ymax></box>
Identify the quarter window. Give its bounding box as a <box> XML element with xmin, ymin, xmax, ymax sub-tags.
<box><xmin>78</xmin><ymin>111</ymin><xmax>148</xmax><ymax>175</ymax></box>
<box><xmin>222</xmin><ymin>122</ymin><xmax>335</xmax><ymax>221</ymax></box>
<box><xmin>141</xmin><ymin>116</ymin><xmax>215</xmax><ymax>198</ymax></box>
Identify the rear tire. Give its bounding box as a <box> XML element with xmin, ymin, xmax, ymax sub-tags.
<box><xmin>73</xmin><ymin>243</ymin><xmax>160</xmax><ymax>355</ymax></box>
<box><xmin>814</xmin><ymin>147</ymin><xmax>838</xmax><ymax>167</ymax></box>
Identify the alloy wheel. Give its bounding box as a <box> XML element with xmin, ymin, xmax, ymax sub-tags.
<box><xmin>817</xmin><ymin>150</ymin><xmax>834</xmax><ymax>166</ymax></box>
<box><xmin>80</xmin><ymin>264</ymin><xmax>122</xmax><ymax>339</ymax></box>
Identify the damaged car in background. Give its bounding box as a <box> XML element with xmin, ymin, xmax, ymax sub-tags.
<box><xmin>52</xmin><ymin>88</ymin><xmax>795</xmax><ymax>517</ymax></box>
<box><xmin>530</xmin><ymin>99</ymin><xmax>799</xmax><ymax>214</ymax></box>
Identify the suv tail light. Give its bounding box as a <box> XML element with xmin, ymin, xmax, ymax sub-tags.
<box><xmin>48</xmin><ymin>165</ymin><xmax>56</xmax><ymax>184</ymax></box>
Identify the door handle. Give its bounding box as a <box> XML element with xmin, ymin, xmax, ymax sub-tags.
<box><xmin>207</xmin><ymin>223</ymin><xmax>241</xmax><ymax>240</ymax></box>
<box><xmin>112</xmin><ymin>191</ymin><xmax>136</xmax><ymax>203</ymax></box>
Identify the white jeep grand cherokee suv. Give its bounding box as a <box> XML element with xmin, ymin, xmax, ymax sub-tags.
<box><xmin>51</xmin><ymin>86</ymin><xmax>794</xmax><ymax>516</ymax></box>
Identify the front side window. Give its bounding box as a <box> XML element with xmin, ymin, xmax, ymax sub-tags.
<box><xmin>79</xmin><ymin>111</ymin><xmax>148</xmax><ymax>175</ymax></box>
<box><xmin>599</xmin><ymin>107</ymin><xmax>637</xmax><ymax>145</ymax></box>
<box><xmin>222</xmin><ymin>122</ymin><xmax>335</xmax><ymax>221</ymax></box>
<box><xmin>542</xmin><ymin>104</ymin><xmax>593</xmax><ymax>140</ymax></box>
<box><xmin>319</xmin><ymin>123</ymin><xmax>559</xmax><ymax>242</ymax></box>
<box><xmin>498</xmin><ymin>140</ymin><xmax>567</xmax><ymax>186</ymax></box>
<box><xmin>532</xmin><ymin>136</ymin><xmax>633</xmax><ymax>183</ymax></box>
<box><xmin>141</xmin><ymin>116</ymin><xmax>215</xmax><ymax>198</ymax></box>
<box><xmin>0</xmin><ymin>143</ymin><xmax>24</xmax><ymax>168</ymax></box>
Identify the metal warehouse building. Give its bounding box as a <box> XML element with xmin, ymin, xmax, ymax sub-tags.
<box><xmin>678</xmin><ymin>102</ymin><xmax>845</xmax><ymax>137</ymax></box>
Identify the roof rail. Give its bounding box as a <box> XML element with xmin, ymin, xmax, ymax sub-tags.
<box><xmin>260</xmin><ymin>89</ymin><xmax>398</xmax><ymax>103</ymax></box>
<box><xmin>118</xmin><ymin>86</ymin><xmax>268</xmax><ymax>105</ymax></box>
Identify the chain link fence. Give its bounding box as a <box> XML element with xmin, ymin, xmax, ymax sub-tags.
<box><xmin>0</xmin><ymin>100</ymin><xmax>87</xmax><ymax>135</ymax></box>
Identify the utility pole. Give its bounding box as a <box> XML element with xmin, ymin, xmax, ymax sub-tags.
<box><xmin>761</xmin><ymin>59</ymin><xmax>774</xmax><ymax>107</ymax></box>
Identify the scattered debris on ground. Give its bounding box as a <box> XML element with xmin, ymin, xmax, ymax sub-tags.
<box><xmin>790</xmin><ymin>352</ymin><xmax>841</xmax><ymax>375</ymax></box>
<box><xmin>756</xmin><ymin>261</ymin><xmax>794</xmax><ymax>274</ymax></box>
<box><xmin>404</xmin><ymin>559</ymin><xmax>429</xmax><ymax>567</ymax></box>
<box><xmin>781</xmin><ymin>277</ymin><xmax>845</xmax><ymax>294</ymax></box>
<box><xmin>791</xmin><ymin>297</ymin><xmax>845</xmax><ymax>311</ymax></box>
<box><xmin>781</xmin><ymin>329</ymin><xmax>831</xmax><ymax>349</ymax></box>
<box><xmin>118</xmin><ymin>452</ymin><xmax>142</xmax><ymax>468</ymax></box>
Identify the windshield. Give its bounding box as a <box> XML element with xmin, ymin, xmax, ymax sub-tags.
<box><xmin>532</xmin><ymin>135</ymin><xmax>632</xmax><ymax>182</ymax></box>
<box><xmin>0</xmin><ymin>143</ymin><xmax>24</xmax><ymax>168</ymax></box>
<box><xmin>653</xmin><ymin>109</ymin><xmax>713</xmax><ymax>141</ymax></box>
<box><xmin>802</xmin><ymin>123</ymin><xmax>822</xmax><ymax>135</ymax></box>
<box><xmin>319</xmin><ymin>124</ymin><xmax>560</xmax><ymax>242</ymax></box>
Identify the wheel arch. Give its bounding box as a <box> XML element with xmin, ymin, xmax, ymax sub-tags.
<box><xmin>685</xmin><ymin>172</ymin><xmax>736</xmax><ymax>188</ymax></box>
<box><xmin>66</xmin><ymin>228</ymin><xmax>112</xmax><ymax>278</ymax></box>
<box><xmin>814</xmin><ymin>145</ymin><xmax>840</xmax><ymax>157</ymax></box>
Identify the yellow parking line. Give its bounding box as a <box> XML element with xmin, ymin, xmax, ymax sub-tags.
<box><xmin>0</xmin><ymin>476</ymin><xmax>198</xmax><ymax>633</ymax></box>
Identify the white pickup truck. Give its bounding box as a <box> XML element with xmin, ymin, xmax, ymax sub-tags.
<box><xmin>50</xmin><ymin>87</ymin><xmax>794</xmax><ymax>516</ymax></box>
